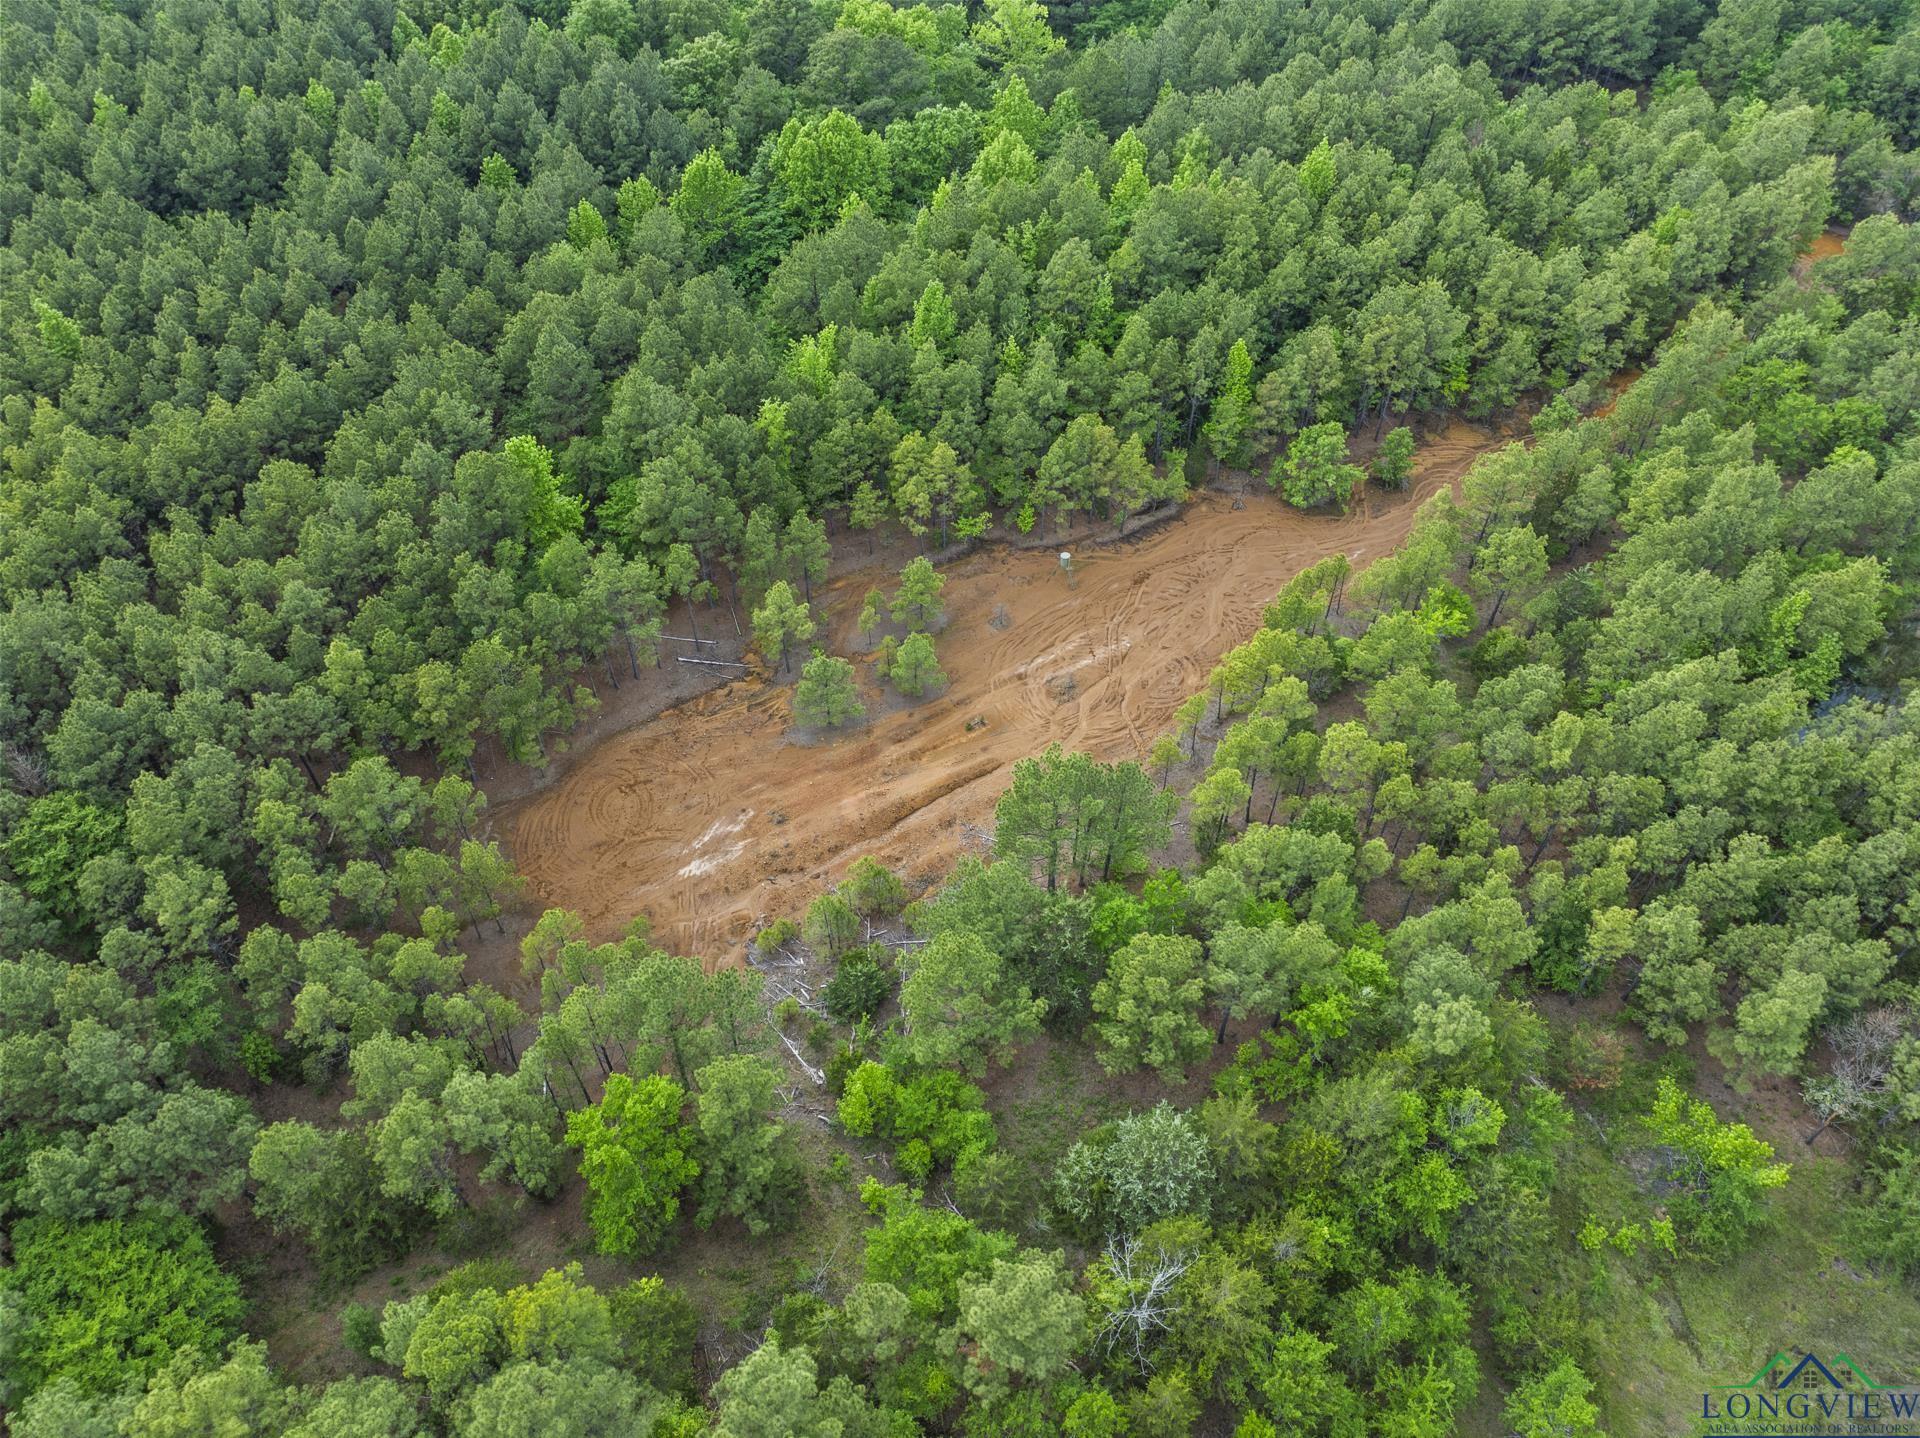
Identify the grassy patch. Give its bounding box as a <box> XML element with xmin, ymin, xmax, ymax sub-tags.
<box><xmin>1535</xmin><ymin>1121</ymin><xmax>1920</xmax><ymax>1438</ymax></box>
<box><xmin>980</xmin><ymin>1038</ymin><xmax>1178</xmax><ymax>1241</ymax></box>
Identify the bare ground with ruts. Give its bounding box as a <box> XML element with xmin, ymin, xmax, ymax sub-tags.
<box><xmin>502</xmin><ymin>417</ymin><xmax>1525</xmax><ymax>959</ymax></box>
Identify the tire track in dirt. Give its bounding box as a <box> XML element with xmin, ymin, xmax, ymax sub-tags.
<box><xmin>504</xmin><ymin>417</ymin><xmax>1522</xmax><ymax>960</ymax></box>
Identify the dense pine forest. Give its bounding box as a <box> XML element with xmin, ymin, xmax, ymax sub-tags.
<box><xmin>5</xmin><ymin>0</ymin><xmax>1920</xmax><ymax>1432</ymax></box>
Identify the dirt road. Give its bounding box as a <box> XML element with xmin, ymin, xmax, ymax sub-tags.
<box><xmin>506</xmin><ymin>419</ymin><xmax>1523</xmax><ymax>958</ymax></box>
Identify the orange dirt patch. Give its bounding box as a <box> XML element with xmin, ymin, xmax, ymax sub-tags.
<box><xmin>1806</xmin><ymin>227</ymin><xmax>1849</xmax><ymax>263</ymax></box>
<box><xmin>504</xmin><ymin>419</ymin><xmax>1524</xmax><ymax>961</ymax></box>
<box><xmin>1794</xmin><ymin>224</ymin><xmax>1850</xmax><ymax>282</ymax></box>
<box><xmin>1591</xmin><ymin>367</ymin><xmax>1643</xmax><ymax>419</ymax></box>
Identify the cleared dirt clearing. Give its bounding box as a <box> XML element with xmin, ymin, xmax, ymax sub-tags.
<box><xmin>506</xmin><ymin>419</ymin><xmax>1519</xmax><ymax>957</ymax></box>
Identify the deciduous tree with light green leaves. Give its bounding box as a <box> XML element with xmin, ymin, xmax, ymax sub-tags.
<box><xmin>971</xmin><ymin>0</ymin><xmax>1060</xmax><ymax>64</ymax></box>
<box><xmin>502</xmin><ymin>436</ymin><xmax>586</xmax><ymax>550</ymax></box>
<box><xmin>890</xmin><ymin>431</ymin><xmax>978</xmax><ymax>547</ymax></box>
<box><xmin>670</xmin><ymin>148</ymin><xmax>745</xmax><ymax>252</ymax></box>
<box><xmin>1644</xmin><ymin>1076</ymin><xmax>1789</xmax><ymax>1254</ymax></box>
<box><xmin>908</xmin><ymin>279</ymin><xmax>957</xmax><ymax>351</ymax></box>
<box><xmin>771</xmin><ymin>110</ymin><xmax>889</xmax><ymax>230</ymax></box>
<box><xmin>564</xmin><ymin>1074</ymin><xmax>700</xmax><ymax>1257</ymax></box>
<box><xmin>1</xmin><ymin>1214</ymin><xmax>245</xmax><ymax>1407</ymax></box>
<box><xmin>1504</xmin><ymin>1357</ymin><xmax>1608</xmax><ymax>1438</ymax></box>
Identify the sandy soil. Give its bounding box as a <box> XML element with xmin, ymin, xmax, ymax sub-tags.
<box><xmin>503</xmin><ymin>417</ymin><xmax>1526</xmax><ymax>960</ymax></box>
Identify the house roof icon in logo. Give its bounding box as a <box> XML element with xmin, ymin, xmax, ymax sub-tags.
<box><xmin>1715</xmin><ymin>1352</ymin><xmax>1893</xmax><ymax>1393</ymax></box>
<box><xmin>1776</xmin><ymin>1355</ymin><xmax>1846</xmax><ymax>1390</ymax></box>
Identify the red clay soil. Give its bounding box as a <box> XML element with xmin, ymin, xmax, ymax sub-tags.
<box><xmin>1591</xmin><ymin>367</ymin><xmax>1643</xmax><ymax>419</ymax></box>
<box><xmin>1792</xmin><ymin>224</ymin><xmax>1850</xmax><ymax>284</ymax></box>
<box><xmin>504</xmin><ymin>418</ymin><xmax>1526</xmax><ymax>961</ymax></box>
<box><xmin>1805</xmin><ymin>226</ymin><xmax>1849</xmax><ymax>264</ymax></box>
<box><xmin>1797</xmin><ymin>225</ymin><xmax>1843</xmax><ymax>270</ymax></box>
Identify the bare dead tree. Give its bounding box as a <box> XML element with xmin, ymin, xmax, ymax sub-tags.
<box><xmin>760</xmin><ymin>973</ymin><xmax>822</xmax><ymax>1012</ymax></box>
<box><xmin>746</xmin><ymin>942</ymin><xmax>830</xmax><ymax>1084</ymax></box>
<box><xmin>1802</xmin><ymin>1007</ymin><xmax>1906</xmax><ymax>1143</ymax></box>
<box><xmin>3</xmin><ymin>744</ymin><xmax>49</xmax><ymax>797</ymax></box>
<box><xmin>1096</xmin><ymin>1233</ymin><xmax>1193</xmax><ymax>1376</ymax></box>
<box><xmin>774</xmin><ymin>1024</ymin><xmax>826</xmax><ymax>1085</ymax></box>
<box><xmin>802</xmin><ymin>1235</ymin><xmax>849</xmax><ymax>1297</ymax></box>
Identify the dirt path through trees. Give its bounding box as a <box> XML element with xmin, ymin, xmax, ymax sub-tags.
<box><xmin>505</xmin><ymin>418</ymin><xmax>1523</xmax><ymax>957</ymax></box>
